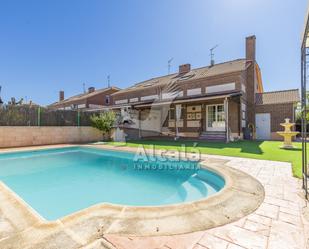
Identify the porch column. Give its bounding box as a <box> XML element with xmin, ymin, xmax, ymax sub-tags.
<box><xmin>239</xmin><ymin>99</ymin><xmax>242</xmax><ymax>137</ymax></box>
<box><xmin>224</xmin><ymin>97</ymin><xmax>229</xmax><ymax>143</ymax></box>
<box><xmin>201</xmin><ymin>103</ymin><xmax>205</xmax><ymax>133</ymax></box>
<box><xmin>173</xmin><ymin>105</ymin><xmax>177</xmax><ymax>138</ymax></box>
<box><xmin>138</xmin><ymin>109</ymin><xmax>142</xmax><ymax>138</ymax></box>
<box><xmin>175</xmin><ymin>104</ymin><xmax>182</xmax><ymax>140</ymax></box>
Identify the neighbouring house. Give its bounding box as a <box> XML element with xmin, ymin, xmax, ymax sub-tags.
<box><xmin>49</xmin><ymin>86</ymin><xmax>120</xmax><ymax>110</ymax></box>
<box><xmin>109</xmin><ymin>36</ymin><xmax>299</xmax><ymax>141</ymax></box>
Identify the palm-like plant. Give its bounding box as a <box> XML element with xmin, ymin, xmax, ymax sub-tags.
<box><xmin>90</xmin><ymin>111</ymin><xmax>116</xmax><ymax>140</ymax></box>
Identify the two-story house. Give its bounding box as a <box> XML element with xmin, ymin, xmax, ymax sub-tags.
<box><xmin>110</xmin><ymin>36</ymin><xmax>299</xmax><ymax>141</ymax></box>
<box><xmin>49</xmin><ymin>86</ymin><xmax>120</xmax><ymax>110</ymax></box>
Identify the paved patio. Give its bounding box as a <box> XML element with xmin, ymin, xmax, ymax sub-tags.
<box><xmin>101</xmin><ymin>154</ymin><xmax>309</xmax><ymax>249</ymax></box>
<box><xmin>0</xmin><ymin>145</ymin><xmax>308</xmax><ymax>249</ymax></box>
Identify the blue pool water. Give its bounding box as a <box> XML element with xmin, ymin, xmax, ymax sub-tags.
<box><xmin>0</xmin><ymin>147</ymin><xmax>225</xmax><ymax>220</ymax></box>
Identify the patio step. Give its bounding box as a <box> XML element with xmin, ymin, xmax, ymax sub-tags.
<box><xmin>199</xmin><ymin>131</ymin><xmax>226</xmax><ymax>141</ymax></box>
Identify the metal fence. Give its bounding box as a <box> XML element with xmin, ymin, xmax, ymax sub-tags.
<box><xmin>0</xmin><ymin>105</ymin><xmax>99</xmax><ymax>126</ymax></box>
<box><xmin>301</xmin><ymin>13</ymin><xmax>309</xmax><ymax>200</ymax></box>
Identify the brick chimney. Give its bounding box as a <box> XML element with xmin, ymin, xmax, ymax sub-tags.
<box><xmin>88</xmin><ymin>87</ymin><xmax>95</xmax><ymax>93</ymax></box>
<box><xmin>179</xmin><ymin>64</ymin><xmax>191</xmax><ymax>74</ymax></box>
<box><xmin>246</xmin><ymin>35</ymin><xmax>256</xmax><ymax>62</ymax></box>
<box><xmin>59</xmin><ymin>91</ymin><xmax>64</xmax><ymax>101</ymax></box>
<box><xmin>245</xmin><ymin>35</ymin><xmax>257</xmax><ymax>127</ymax></box>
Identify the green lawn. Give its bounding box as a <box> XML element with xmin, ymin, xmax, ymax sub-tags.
<box><xmin>106</xmin><ymin>140</ymin><xmax>304</xmax><ymax>178</ymax></box>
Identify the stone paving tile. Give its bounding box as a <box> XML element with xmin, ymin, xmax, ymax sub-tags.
<box><xmin>278</xmin><ymin>212</ymin><xmax>302</xmax><ymax>227</ymax></box>
<box><xmin>243</xmin><ymin>220</ymin><xmax>270</xmax><ymax>237</ymax></box>
<box><xmin>230</xmin><ymin>218</ymin><xmax>246</xmax><ymax>228</ymax></box>
<box><xmin>163</xmin><ymin>231</ymin><xmax>205</xmax><ymax>249</ymax></box>
<box><xmin>264</xmin><ymin>185</ymin><xmax>284</xmax><ymax>199</ymax></box>
<box><xmin>197</xmin><ymin>233</ymin><xmax>229</xmax><ymax>249</ymax></box>
<box><xmin>263</xmin><ymin>196</ymin><xmax>291</xmax><ymax>208</ymax></box>
<box><xmin>226</xmin><ymin>244</ymin><xmax>246</xmax><ymax>249</ymax></box>
<box><xmin>81</xmin><ymin>238</ymin><xmax>117</xmax><ymax>249</ymax></box>
<box><xmin>103</xmin><ymin>235</ymin><xmax>168</xmax><ymax>249</ymax></box>
<box><xmin>255</xmin><ymin>203</ymin><xmax>279</xmax><ymax>220</ymax></box>
<box><xmin>280</xmin><ymin>206</ymin><xmax>300</xmax><ymax>216</ymax></box>
<box><xmin>193</xmin><ymin>244</ymin><xmax>209</xmax><ymax>249</ymax></box>
<box><xmin>284</xmin><ymin>191</ymin><xmax>300</xmax><ymax>202</ymax></box>
<box><xmin>206</xmin><ymin>225</ymin><xmax>267</xmax><ymax>249</ymax></box>
<box><xmin>246</xmin><ymin>214</ymin><xmax>272</xmax><ymax>227</ymax></box>
<box><xmin>268</xmin><ymin>220</ymin><xmax>305</xmax><ymax>249</ymax></box>
<box><xmin>257</xmin><ymin>178</ymin><xmax>271</xmax><ymax>185</ymax></box>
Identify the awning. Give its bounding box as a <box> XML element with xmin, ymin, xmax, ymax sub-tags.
<box><xmin>133</xmin><ymin>92</ymin><xmax>241</xmax><ymax>108</ymax></box>
<box><xmin>84</xmin><ymin>91</ymin><xmax>242</xmax><ymax>111</ymax></box>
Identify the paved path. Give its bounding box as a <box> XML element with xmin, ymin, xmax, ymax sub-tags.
<box><xmin>102</xmin><ymin>155</ymin><xmax>309</xmax><ymax>249</ymax></box>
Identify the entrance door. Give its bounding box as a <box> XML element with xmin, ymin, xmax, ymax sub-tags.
<box><xmin>255</xmin><ymin>113</ymin><xmax>271</xmax><ymax>140</ymax></box>
<box><xmin>206</xmin><ymin>104</ymin><xmax>226</xmax><ymax>131</ymax></box>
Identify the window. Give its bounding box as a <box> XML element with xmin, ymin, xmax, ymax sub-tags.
<box><xmin>217</xmin><ymin>105</ymin><xmax>225</xmax><ymax>122</ymax></box>
<box><xmin>169</xmin><ymin>108</ymin><xmax>175</xmax><ymax>120</ymax></box>
<box><xmin>180</xmin><ymin>107</ymin><xmax>185</xmax><ymax>119</ymax></box>
<box><xmin>105</xmin><ymin>95</ymin><xmax>110</xmax><ymax>105</ymax></box>
<box><xmin>169</xmin><ymin>106</ymin><xmax>184</xmax><ymax>120</ymax></box>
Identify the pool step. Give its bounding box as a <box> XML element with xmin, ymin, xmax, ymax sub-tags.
<box><xmin>177</xmin><ymin>175</ymin><xmax>211</xmax><ymax>198</ymax></box>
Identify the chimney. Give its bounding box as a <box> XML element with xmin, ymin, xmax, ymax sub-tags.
<box><xmin>59</xmin><ymin>91</ymin><xmax>64</xmax><ymax>101</ymax></box>
<box><xmin>88</xmin><ymin>87</ymin><xmax>95</xmax><ymax>93</ymax></box>
<box><xmin>179</xmin><ymin>64</ymin><xmax>191</xmax><ymax>74</ymax></box>
<box><xmin>245</xmin><ymin>35</ymin><xmax>257</xmax><ymax>127</ymax></box>
<box><xmin>246</xmin><ymin>35</ymin><xmax>256</xmax><ymax>62</ymax></box>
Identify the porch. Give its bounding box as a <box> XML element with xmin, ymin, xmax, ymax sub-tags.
<box><xmin>133</xmin><ymin>94</ymin><xmax>243</xmax><ymax>142</ymax></box>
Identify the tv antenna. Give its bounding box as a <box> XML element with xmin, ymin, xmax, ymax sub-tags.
<box><xmin>107</xmin><ymin>75</ymin><xmax>111</xmax><ymax>88</ymax></box>
<box><xmin>210</xmin><ymin>45</ymin><xmax>219</xmax><ymax>66</ymax></box>
<box><xmin>83</xmin><ymin>83</ymin><xmax>86</xmax><ymax>93</ymax></box>
<box><xmin>168</xmin><ymin>58</ymin><xmax>174</xmax><ymax>74</ymax></box>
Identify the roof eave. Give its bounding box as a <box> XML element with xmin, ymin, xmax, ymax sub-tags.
<box><xmin>111</xmin><ymin>69</ymin><xmax>247</xmax><ymax>96</ymax></box>
<box><xmin>49</xmin><ymin>87</ymin><xmax>120</xmax><ymax>107</ymax></box>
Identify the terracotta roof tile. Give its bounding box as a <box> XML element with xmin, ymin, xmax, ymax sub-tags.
<box><xmin>49</xmin><ymin>86</ymin><xmax>120</xmax><ymax>107</ymax></box>
<box><xmin>255</xmin><ymin>89</ymin><xmax>300</xmax><ymax>105</ymax></box>
<box><xmin>112</xmin><ymin>59</ymin><xmax>250</xmax><ymax>95</ymax></box>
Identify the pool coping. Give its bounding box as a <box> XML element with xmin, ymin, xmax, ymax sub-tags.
<box><xmin>0</xmin><ymin>144</ymin><xmax>265</xmax><ymax>240</ymax></box>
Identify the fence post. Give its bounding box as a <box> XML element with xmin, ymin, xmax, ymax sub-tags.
<box><xmin>77</xmin><ymin>110</ymin><xmax>80</xmax><ymax>127</ymax></box>
<box><xmin>37</xmin><ymin>107</ymin><xmax>41</xmax><ymax>126</ymax></box>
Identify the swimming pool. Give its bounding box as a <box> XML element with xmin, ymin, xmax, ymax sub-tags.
<box><xmin>0</xmin><ymin>146</ymin><xmax>225</xmax><ymax>220</ymax></box>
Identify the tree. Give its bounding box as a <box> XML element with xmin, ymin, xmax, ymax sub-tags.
<box><xmin>90</xmin><ymin>111</ymin><xmax>116</xmax><ymax>140</ymax></box>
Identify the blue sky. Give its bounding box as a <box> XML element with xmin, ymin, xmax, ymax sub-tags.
<box><xmin>0</xmin><ymin>0</ymin><xmax>307</xmax><ymax>105</ymax></box>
